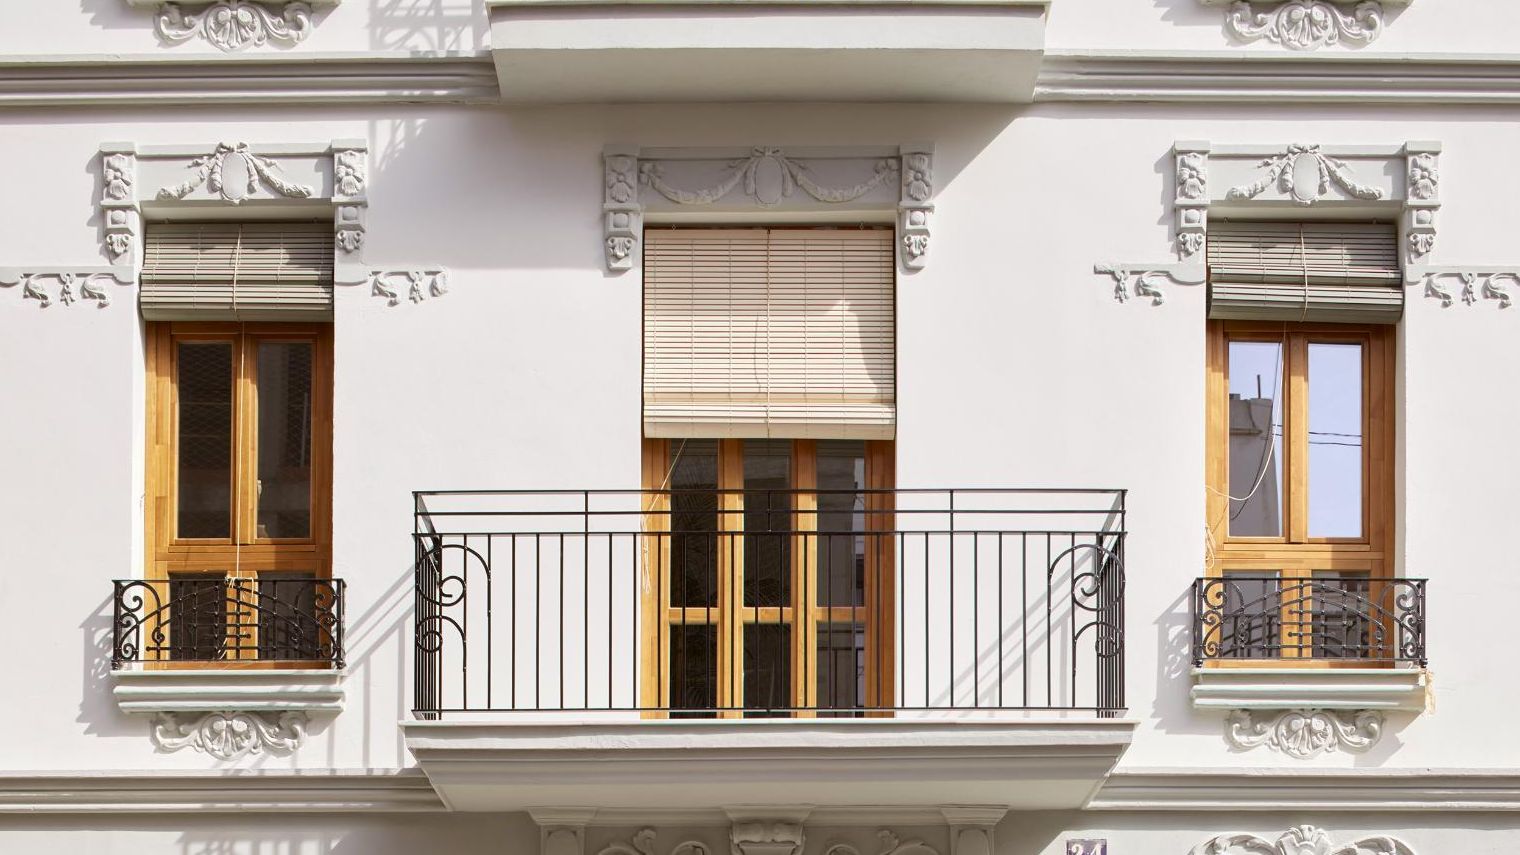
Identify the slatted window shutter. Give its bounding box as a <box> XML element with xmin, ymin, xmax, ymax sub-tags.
<box><xmin>140</xmin><ymin>222</ymin><xmax>335</xmax><ymax>321</ymax></box>
<box><xmin>1208</xmin><ymin>221</ymin><xmax>1403</xmax><ymax>323</ymax></box>
<box><xmin>643</xmin><ymin>228</ymin><xmax>896</xmax><ymax>440</ymax></box>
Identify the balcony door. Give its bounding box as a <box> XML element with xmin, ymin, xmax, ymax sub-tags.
<box><xmin>641</xmin><ymin>438</ymin><xmax>894</xmax><ymax>716</ymax></box>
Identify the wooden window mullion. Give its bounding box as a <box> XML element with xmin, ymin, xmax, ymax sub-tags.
<box><xmin>791</xmin><ymin>440</ymin><xmax>818</xmax><ymax>717</ymax></box>
<box><xmin>717</xmin><ymin>439</ymin><xmax>744</xmax><ymax>716</ymax></box>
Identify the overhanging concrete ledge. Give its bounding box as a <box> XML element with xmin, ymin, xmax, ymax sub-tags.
<box><xmin>404</xmin><ymin>717</ymin><xmax>1135</xmax><ymax>811</ymax></box>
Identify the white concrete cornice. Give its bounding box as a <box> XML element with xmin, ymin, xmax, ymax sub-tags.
<box><xmin>0</xmin><ymin>52</ymin><xmax>498</xmax><ymax>108</ymax></box>
<box><xmin>1191</xmin><ymin>668</ymin><xmax>1430</xmax><ymax>712</ymax></box>
<box><xmin>111</xmin><ymin>668</ymin><xmax>346</xmax><ymax>714</ymax></box>
<box><xmin>1090</xmin><ymin>768</ymin><xmax>1520</xmax><ymax>812</ymax></box>
<box><xmin>1037</xmin><ymin>50</ymin><xmax>1520</xmax><ymax>105</ymax></box>
<box><xmin>0</xmin><ymin>769</ymin><xmax>444</xmax><ymax>813</ymax></box>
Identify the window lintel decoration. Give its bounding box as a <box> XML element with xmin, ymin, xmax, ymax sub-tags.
<box><xmin>1197</xmin><ymin>0</ymin><xmax>1413</xmax><ymax>51</ymax></box>
<box><xmin>97</xmin><ymin>139</ymin><xmax>368</xmax><ymax>299</ymax></box>
<box><xmin>123</xmin><ymin>0</ymin><xmax>341</xmax><ymax>53</ymax></box>
<box><xmin>603</xmin><ymin>144</ymin><xmax>934</xmax><ymax>274</ymax></box>
<box><xmin>1096</xmin><ymin>140</ymin><xmax>1445</xmax><ymax>307</ymax></box>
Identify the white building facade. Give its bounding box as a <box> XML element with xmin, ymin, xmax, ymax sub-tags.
<box><xmin>1</xmin><ymin>1</ymin><xmax>1517</xmax><ymax>853</ymax></box>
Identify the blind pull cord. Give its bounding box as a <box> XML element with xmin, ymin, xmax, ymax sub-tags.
<box><xmin>1299</xmin><ymin>223</ymin><xmax>1310</xmax><ymax>322</ymax></box>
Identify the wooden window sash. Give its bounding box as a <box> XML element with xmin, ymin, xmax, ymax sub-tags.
<box><xmin>145</xmin><ymin>322</ymin><xmax>333</xmax><ymax>667</ymax></box>
<box><xmin>1205</xmin><ymin>321</ymin><xmax>1394</xmax><ymax>669</ymax></box>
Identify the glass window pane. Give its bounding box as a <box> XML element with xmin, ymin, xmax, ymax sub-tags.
<box><xmin>176</xmin><ymin>342</ymin><xmax>233</xmax><ymax>539</ymax></box>
<box><xmin>743</xmin><ymin>439</ymin><xmax>791</xmax><ymax>608</ymax></box>
<box><xmin>817</xmin><ymin>621</ymin><xmax>865</xmax><ymax>717</ymax></box>
<box><xmin>1308</xmin><ymin>343</ymin><xmax>1365</xmax><ymax>538</ymax></box>
<box><xmin>817</xmin><ymin>440</ymin><xmax>867</xmax><ymax>608</ymax></box>
<box><xmin>168</xmin><ymin>573</ymin><xmax>227</xmax><ymax>661</ymax></box>
<box><xmin>256</xmin><ymin>342</ymin><xmax>314</xmax><ymax>539</ymax></box>
<box><xmin>669</xmin><ymin>624</ymin><xmax>716</xmax><ymax>717</ymax></box>
<box><xmin>1227</xmin><ymin>341</ymin><xmax>1285</xmax><ymax>537</ymax></box>
<box><xmin>743</xmin><ymin>623</ymin><xmax>791</xmax><ymax>717</ymax></box>
<box><xmin>1217</xmin><ymin>571</ymin><xmax>1281</xmax><ymax>659</ymax></box>
<box><xmin>669</xmin><ymin>440</ymin><xmax>718</xmax><ymax>609</ymax></box>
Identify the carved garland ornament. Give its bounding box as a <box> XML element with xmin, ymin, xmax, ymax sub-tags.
<box><xmin>1227</xmin><ymin>144</ymin><xmax>1384</xmax><ymax>206</ymax></box>
<box><xmin>358</xmin><ymin>269</ymin><xmax>450</xmax><ymax>307</ymax></box>
<box><xmin>157</xmin><ymin>1</ymin><xmax>315</xmax><ymax>52</ymax></box>
<box><xmin>824</xmin><ymin>831</ymin><xmax>941</xmax><ymax>855</ymax></box>
<box><xmin>1193</xmin><ymin>826</ymin><xmax>1415</xmax><ymax>855</ymax></box>
<box><xmin>598</xmin><ymin>829</ymin><xmax>709</xmax><ymax>855</ymax></box>
<box><xmin>150</xmin><ymin>711</ymin><xmax>307</xmax><ymax>761</ymax></box>
<box><xmin>1224</xmin><ymin>1</ymin><xmax>1386</xmax><ymax>51</ymax></box>
<box><xmin>604</xmin><ymin>145</ymin><xmax>934</xmax><ymax>272</ymax></box>
<box><xmin>158</xmin><ymin>142</ymin><xmax>314</xmax><ymax>204</ymax></box>
<box><xmin>1226</xmin><ymin>709</ymin><xmax>1383</xmax><ymax>758</ymax></box>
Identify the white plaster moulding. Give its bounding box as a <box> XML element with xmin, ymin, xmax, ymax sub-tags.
<box><xmin>1096</xmin><ymin>140</ymin><xmax>1442</xmax><ymax>308</ymax></box>
<box><xmin>126</xmin><ymin>0</ymin><xmax>337</xmax><ymax>5</ymax></box>
<box><xmin>0</xmin><ymin>769</ymin><xmax>443</xmax><ymax>813</ymax></box>
<box><xmin>603</xmin><ymin>144</ymin><xmax>934</xmax><ymax>275</ymax></box>
<box><xmin>1034</xmin><ymin>52</ymin><xmax>1520</xmax><ymax>105</ymax></box>
<box><xmin>1198</xmin><ymin>0</ymin><xmax>1413</xmax><ymax>52</ymax></box>
<box><xmin>1191</xmin><ymin>667</ymin><xmax>1429</xmax><ymax>712</ymax></box>
<box><xmin>0</xmin><ymin>267</ymin><xmax>135</xmax><ymax>308</ymax></box>
<box><xmin>488</xmin><ymin>0</ymin><xmax>1046</xmax><ymax>5</ymax></box>
<box><xmin>98</xmin><ymin>138</ymin><xmax>368</xmax><ymax>283</ymax></box>
<box><xmin>111</xmin><ymin>668</ymin><xmax>345</xmax><ymax>714</ymax></box>
<box><xmin>1089</xmin><ymin>768</ymin><xmax>1520</xmax><ymax>811</ymax></box>
<box><xmin>0</xmin><ymin>53</ymin><xmax>498</xmax><ymax>107</ymax></box>
<box><xmin>525</xmin><ymin>806</ymin><xmax>1006</xmax><ymax>829</ymax></box>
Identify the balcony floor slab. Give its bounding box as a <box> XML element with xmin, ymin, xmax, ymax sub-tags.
<box><xmin>403</xmin><ymin>717</ymin><xmax>1135</xmax><ymax>812</ymax></box>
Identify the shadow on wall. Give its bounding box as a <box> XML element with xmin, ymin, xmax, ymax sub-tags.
<box><xmin>1146</xmin><ymin>585</ymin><xmax>1218</xmax><ymax>738</ymax></box>
<box><xmin>371</xmin><ymin>0</ymin><xmax>487</xmax><ymax>51</ymax></box>
<box><xmin>77</xmin><ymin>565</ymin><xmax>417</xmax><ymax>769</ymax></box>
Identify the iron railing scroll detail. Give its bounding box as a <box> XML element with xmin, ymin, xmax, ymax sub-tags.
<box><xmin>1191</xmin><ymin>576</ymin><xmax>1426</xmax><ymax>666</ymax></box>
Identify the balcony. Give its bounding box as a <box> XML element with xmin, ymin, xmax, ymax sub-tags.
<box><xmin>403</xmin><ymin>488</ymin><xmax>1134</xmax><ymax>813</ymax></box>
<box><xmin>1189</xmin><ymin>576</ymin><xmax>1430</xmax><ymax>712</ymax></box>
<box><xmin>109</xmin><ymin>577</ymin><xmax>346</xmax><ymax>715</ymax></box>
<box><xmin>485</xmin><ymin>0</ymin><xmax>1052</xmax><ymax>103</ymax></box>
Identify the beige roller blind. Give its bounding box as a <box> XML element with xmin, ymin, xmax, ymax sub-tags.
<box><xmin>140</xmin><ymin>222</ymin><xmax>334</xmax><ymax>321</ymax></box>
<box><xmin>1208</xmin><ymin>221</ymin><xmax>1403</xmax><ymax>323</ymax></box>
<box><xmin>643</xmin><ymin>228</ymin><xmax>896</xmax><ymax>440</ymax></box>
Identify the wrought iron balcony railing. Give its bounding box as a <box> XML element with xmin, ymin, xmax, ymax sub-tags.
<box><xmin>111</xmin><ymin>577</ymin><xmax>345</xmax><ymax>668</ymax></box>
<box><xmin>412</xmin><ymin>488</ymin><xmax>1127</xmax><ymax>719</ymax></box>
<box><xmin>1191</xmin><ymin>576</ymin><xmax>1426</xmax><ymax>666</ymax></box>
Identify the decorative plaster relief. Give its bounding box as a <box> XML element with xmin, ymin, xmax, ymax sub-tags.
<box><xmin>1226</xmin><ymin>144</ymin><xmax>1384</xmax><ymax>205</ymax></box>
<box><xmin>352</xmin><ymin>269</ymin><xmax>450</xmax><ymax>306</ymax></box>
<box><xmin>100</xmin><ymin>139</ymin><xmax>367</xmax><ymax>273</ymax></box>
<box><xmin>825</xmin><ymin>831</ymin><xmax>941</xmax><ymax>855</ymax></box>
<box><xmin>156</xmin><ymin>2</ymin><xmax>315</xmax><ymax>52</ymax></box>
<box><xmin>598</xmin><ymin>829</ymin><xmax>710</xmax><ymax>855</ymax></box>
<box><xmin>1219</xmin><ymin>1</ymin><xmax>1386</xmax><ymax>51</ymax></box>
<box><xmin>158</xmin><ymin>142</ymin><xmax>314</xmax><ymax>203</ymax></box>
<box><xmin>730</xmin><ymin>822</ymin><xmax>804</xmax><ymax>855</ymax></box>
<box><xmin>0</xmin><ymin>270</ymin><xmax>134</xmax><ymax>308</ymax></box>
<box><xmin>150</xmin><ymin>710</ymin><xmax>307</xmax><ymax>761</ymax></box>
<box><xmin>1420</xmin><ymin>270</ymin><xmax>1519</xmax><ymax>308</ymax></box>
<box><xmin>1226</xmin><ymin>709</ymin><xmax>1383</xmax><ymax>758</ymax></box>
<box><xmin>602</xmin><ymin>144</ymin><xmax>934</xmax><ymax>272</ymax></box>
<box><xmin>1095</xmin><ymin>264</ymin><xmax>1204</xmax><ymax>306</ymax></box>
<box><xmin>1192</xmin><ymin>825</ymin><xmax>1416</xmax><ymax>855</ymax></box>
<box><xmin>1097</xmin><ymin>141</ymin><xmax>1443</xmax><ymax>307</ymax></box>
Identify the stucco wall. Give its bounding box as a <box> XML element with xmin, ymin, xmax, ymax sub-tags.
<box><xmin>2</xmin><ymin>99</ymin><xmax>1519</xmax><ymax>773</ymax></box>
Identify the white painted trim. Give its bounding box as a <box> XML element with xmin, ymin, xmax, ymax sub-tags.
<box><xmin>111</xmin><ymin>668</ymin><xmax>346</xmax><ymax>714</ymax></box>
<box><xmin>0</xmin><ymin>769</ymin><xmax>443</xmax><ymax>813</ymax></box>
<box><xmin>1037</xmin><ymin>51</ymin><xmax>1520</xmax><ymax>105</ymax></box>
<box><xmin>488</xmin><ymin>0</ymin><xmax>1048</xmax><ymax>6</ymax></box>
<box><xmin>125</xmin><ymin>0</ymin><xmax>340</xmax><ymax>5</ymax></box>
<box><xmin>1191</xmin><ymin>667</ymin><xmax>1429</xmax><ymax>712</ymax></box>
<box><xmin>1090</xmin><ymin>768</ymin><xmax>1520</xmax><ymax>811</ymax></box>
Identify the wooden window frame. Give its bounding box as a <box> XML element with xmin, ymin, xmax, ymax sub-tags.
<box><xmin>144</xmin><ymin>321</ymin><xmax>334</xmax><ymax>668</ymax></box>
<box><xmin>1205</xmin><ymin>320</ymin><xmax>1394</xmax><ymax>667</ymax></box>
<box><xmin>639</xmin><ymin>438</ymin><xmax>895</xmax><ymax>717</ymax></box>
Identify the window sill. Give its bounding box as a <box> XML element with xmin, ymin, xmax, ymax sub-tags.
<box><xmin>1191</xmin><ymin>667</ymin><xmax>1429</xmax><ymax>713</ymax></box>
<box><xmin>111</xmin><ymin>668</ymin><xmax>345</xmax><ymax>715</ymax></box>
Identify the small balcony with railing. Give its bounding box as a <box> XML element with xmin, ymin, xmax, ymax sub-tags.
<box><xmin>403</xmin><ymin>487</ymin><xmax>1133</xmax><ymax>813</ymax></box>
<box><xmin>109</xmin><ymin>577</ymin><xmax>346</xmax><ymax>715</ymax></box>
<box><xmin>1189</xmin><ymin>576</ymin><xmax>1430</xmax><ymax>713</ymax></box>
